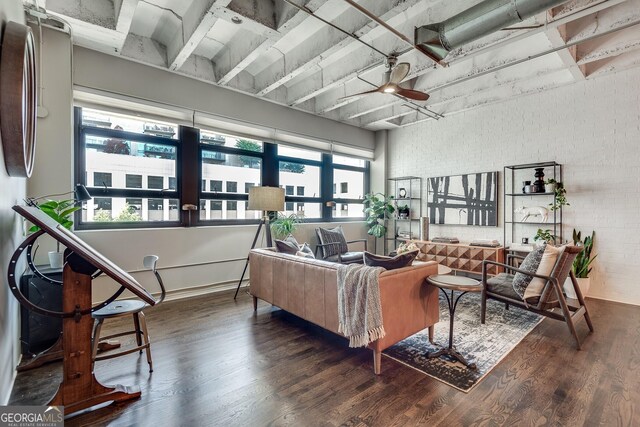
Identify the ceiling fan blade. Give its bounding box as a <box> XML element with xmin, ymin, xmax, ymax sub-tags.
<box><xmin>339</xmin><ymin>87</ymin><xmax>382</xmax><ymax>100</ymax></box>
<box><xmin>396</xmin><ymin>87</ymin><xmax>430</xmax><ymax>101</ymax></box>
<box><xmin>389</xmin><ymin>62</ymin><xmax>410</xmax><ymax>84</ymax></box>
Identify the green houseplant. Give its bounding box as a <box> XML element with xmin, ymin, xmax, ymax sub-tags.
<box><xmin>564</xmin><ymin>229</ymin><xmax>597</xmax><ymax>298</ymax></box>
<box><xmin>534</xmin><ymin>228</ymin><xmax>556</xmax><ymax>245</ymax></box>
<box><xmin>29</xmin><ymin>199</ymin><xmax>81</xmax><ymax>268</ymax></box>
<box><xmin>546</xmin><ymin>179</ymin><xmax>569</xmax><ymax>211</ymax></box>
<box><xmin>271</xmin><ymin>213</ymin><xmax>302</xmax><ymax>239</ymax></box>
<box><xmin>363</xmin><ymin>193</ymin><xmax>395</xmax><ymax>253</ymax></box>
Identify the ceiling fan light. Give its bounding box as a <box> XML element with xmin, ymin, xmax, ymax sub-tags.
<box><xmin>383</xmin><ymin>85</ymin><xmax>396</xmax><ymax>93</ymax></box>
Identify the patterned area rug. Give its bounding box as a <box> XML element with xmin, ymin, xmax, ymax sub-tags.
<box><xmin>383</xmin><ymin>292</ymin><xmax>543</xmax><ymax>392</ymax></box>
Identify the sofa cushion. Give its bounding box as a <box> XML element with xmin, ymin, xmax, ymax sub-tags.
<box><xmin>487</xmin><ymin>273</ymin><xmax>540</xmax><ymax>305</ymax></box>
<box><xmin>524</xmin><ymin>244</ymin><xmax>565</xmax><ymax>302</ymax></box>
<box><xmin>275</xmin><ymin>235</ymin><xmax>300</xmax><ymax>255</ymax></box>
<box><xmin>316</xmin><ymin>226</ymin><xmax>348</xmax><ymax>258</ymax></box>
<box><xmin>512</xmin><ymin>244</ymin><xmax>545</xmax><ymax>298</ymax></box>
<box><xmin>296</xmin><ymin>243</ymin><xmax>315</xmax><ymax>259</ymax></box>
<box><xmin>325</xmin><ymin>252</ymin><xmax>363</xmax><ymax>264</ymax></box>
<box><xmin>363</xmin><ymin>250</ymin><xmax>418</xmax><ymax>270</ymax></box>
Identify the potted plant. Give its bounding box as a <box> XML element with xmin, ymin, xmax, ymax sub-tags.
<box><xmin>564</xmin><ymin>229</ymin><xmax>597</xmax><ymax>299</ymax></box>
<box><xmin>547</xmin><ymin>179</ymin><xmax>569</xmax><ymax>211</ymax></box>
<box><xmin>533</xmin><ymin>228</ymin><xmax>556</xmax><ymax>245</ymax></box>
<box><xmin>29</xmin><ymin>199</ymin><xmax>81</xmax><ymax>268</ymax></box>
<box><xmin>363</xmin><ymin>193</ymin><xmax>395</xmax><ymax>253</ymax></box>
<box><xmin>544</xmin><ymin>178</ymin><xmax>556</xmax><ymax>193</ymax></box>
<box><xmin>271</xmin><ymin>212</ymin><xmax>302</xmax><ymax>239</ymax></box>
<box><xmin>397</xmin><ymin>204</ymin><xmax>410</xmax><ymax>219</ymax></box>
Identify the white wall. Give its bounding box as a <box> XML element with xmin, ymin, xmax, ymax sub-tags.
<box><xmin>387</xmin><ymin>66</ymin><xmax>640</xmax><ymax>305</ymax></box>
<box><xmin>0</xmin><ymin>0</ymin><xmax>28</xmax><ymax>404</ymax></box>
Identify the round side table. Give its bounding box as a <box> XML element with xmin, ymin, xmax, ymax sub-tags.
<box><xmin>425</xmin><ymin>274</ymin><xmax>482</xmax><ymax>369</ymax></box>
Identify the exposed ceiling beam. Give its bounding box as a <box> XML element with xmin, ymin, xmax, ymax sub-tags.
<box><xmin>115</xmin><ymin>0</ymin><xmax>138</xmax><ymax>48</ymax></box>
<box><xmin>168</xmin><ymin>0</ymin><xmax>232</xmax><ymax>71</ymax></box>
<box><xmin>286</xmin><ymin>0</ymin><xmax>442</xmax><ymax>106</ymax></box>
<box><xmin>254</xmin><ymin>0</ymin><xmax>417</xmax><ymax>97</ymax></box>
<box><xmin>576</xmin><ymin>26</ymin><xmax>640</xmax><ymax>65</ymax></box>
<box><xmin>326</xmin><ymin>1</ymin><xmax>626</xmax><ymax>120</ymax></box>
<box><xmin>354</xmin><ymin>9</ymin><xmax>640</xmax><ymax>127</ymax></box>
<box><xmin>395</xmin><ymin>68</ymin><xmax>575</xmax><ymax>128</ymax></box>
<box><xmin>545</xmin><ymin>23</ymin><xmax>586</xmax><ymax>80</ymax></box>
<box><xmin>213</xmin><ymin>0</ymin><xmax>326</xmax><ymax>85</ymax></box>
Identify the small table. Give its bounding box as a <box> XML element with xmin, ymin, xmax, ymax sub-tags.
<box><xmin>426</xmin><ymin>274</ymin><xmax>482</xmax><ymax>369</ymax></box>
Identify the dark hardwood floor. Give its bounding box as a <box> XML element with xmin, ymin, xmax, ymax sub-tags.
<box><xmin>9</xmin><ymin>289</ymin><xmax>640</xmax><ymax>426</ymax></box>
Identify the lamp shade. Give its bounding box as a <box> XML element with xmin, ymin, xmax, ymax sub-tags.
<box><xmin>248</xmin><ymin>186</ymin><xmax>285</xmax><ymax>211</ymax></box>
<box><xmin>75</xmin><ymin>183</ymin><xmax>92</xmax><ymax>202</ymax></box>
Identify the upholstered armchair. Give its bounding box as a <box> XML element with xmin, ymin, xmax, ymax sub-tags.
<box><xmin>314</xmin><ymin>226</ymin><xmax>367</xmax><ymax>264</ymax></box>
<box><xmin>480</xmin><ymin>245</ymin><xmax>594</xmax><ymax>349</ymax></box>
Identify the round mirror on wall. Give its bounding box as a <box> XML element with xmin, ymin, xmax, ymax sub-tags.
<box><xmin>0</xmin><ymin>21</ymin><xmax>37</xmax><ymax>178</ymax></box>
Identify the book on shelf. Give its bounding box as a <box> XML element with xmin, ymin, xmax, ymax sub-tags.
<box><xmin>431</xmin><ymin>237</ymin><xmax>460</xmax><ymax>244</ymax></box>
<box><xmin>469</xmin><ymin>239</ymin><xmax>501</xmax><ymax>247</ymax></box>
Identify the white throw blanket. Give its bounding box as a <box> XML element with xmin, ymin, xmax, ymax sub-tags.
<box><xmin>337</xmin><ymin>264</ymin><xmax>386</xmax><ymax>348</ymax></box>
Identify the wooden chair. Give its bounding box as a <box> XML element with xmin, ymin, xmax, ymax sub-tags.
<box><xmin>314</xmin><ymin>226</ymin><xmax>367</xmax><ymax>264</ymax></box>
<box><xmin>92</xmin><ymin>255</ymin><xmax>166</xmax><ymax>372</ymax></box>
<box><xmin>480</xmin><ymin>245</ymin><xmax>594</xmax><ymax>349</ymax></box>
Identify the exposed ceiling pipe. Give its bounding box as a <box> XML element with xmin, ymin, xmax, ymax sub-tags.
<box><xmin>415</xmin><ymin>0</ymin><xmax>570</xmax><ymax>61</ymax></box>
<box><xmin>341</xmin><ymin>0</ymin><xmax>447</xmax><ymax>66</ymax></box>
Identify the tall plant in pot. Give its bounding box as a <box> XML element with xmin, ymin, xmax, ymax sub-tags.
<box><xmin>363</xmin><ymin>193</ymin><xmax>395</xmax><ymax>253</ymax></box>
<box><xmin>29</xmin><ymin>199</ymin><xmax>81</xmax><ymax>268</ymax></box>
<box><xmin>564</xmin><ymin>229</ymin><xmax>597</xmax><ymax>299</ymax></box>
<box><xmin>271</xmin><ymin>212</ymin><xmax>302</xmax><ymax>239</ymax></box>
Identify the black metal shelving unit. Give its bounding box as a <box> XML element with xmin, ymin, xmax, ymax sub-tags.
<box><xmin>386</xmin><ymin>176</ymin><xmax>422</xmax><ymax>253</ymax></box>
<box><xmin>504</xmin><ymin>161</ymin><xmax>563</xmax><ymax>247</ymax></box>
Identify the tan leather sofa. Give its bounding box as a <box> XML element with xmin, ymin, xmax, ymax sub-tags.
<box><xmin>249</xmin><ymin>248</ymin><xmax>440</xmax><ymax>374</ymax></box>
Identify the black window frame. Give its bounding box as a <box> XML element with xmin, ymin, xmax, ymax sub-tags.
<box><xmin>74</xmin><ymin>107</ymin><xmax>182</xmax><ymax>229</ymax></box>
<box><xmin>75</xmin><ymin>106</ymin><xmax>370</xmax><ymax>228</ymax></box>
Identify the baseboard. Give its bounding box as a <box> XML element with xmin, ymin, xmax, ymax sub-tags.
<box><xmin>152</xmin><ymin>278</ymin><xmax>250</xmax><ymax>303</ymax></box>
<box><xmin>584</xmin><ymin>293</ymin><xmax>640</xmax><ymax>307</ymax></box>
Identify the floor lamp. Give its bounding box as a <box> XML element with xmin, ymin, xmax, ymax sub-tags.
<box><xmin>234</xmin><ymin>186</ymin><xmax>285</xmax><ymax>299</ymax></box>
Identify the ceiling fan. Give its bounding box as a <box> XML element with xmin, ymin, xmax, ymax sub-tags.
<box><xmin>342</xmin><ymin>56</ymin><xmax>430</xmax><ymax>101</ymax></box>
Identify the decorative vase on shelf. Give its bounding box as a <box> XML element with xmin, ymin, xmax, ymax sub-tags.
<box><xmin>522</xmin><ymin>181</ymin><xmax>531</xmax><ymax>194</ymax></box>
<box><xmin>533</xmin><ymin>168</ymin><xmax>545</xmax><ymax>193</ymax></box>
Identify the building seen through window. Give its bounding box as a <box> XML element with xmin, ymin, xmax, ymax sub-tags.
<box><xmin>77</xmin><ymin>107</ymin><xmax>368</xmax><ymax>226</ymax></box>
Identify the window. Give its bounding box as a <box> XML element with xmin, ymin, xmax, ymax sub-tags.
<box><xmin>76</xmin><ymin>107</ymin><xmax>180</xmax><ymax>227</ymax></box>
<box><xmin>332</xmin><ymin>156</ymin><xmax>367</xmax><ymax>218</ymax></box>
<box><xmin>93</xmin><ymin>172</ymin><xmax>112</xmax><ymax>187</ymax></box>
<box><xmin>148</xmin><ymin>175</ymin><xmax>164</xmax><ymax>189</ymax></box>
<box><xmin>126</xmin><ymin>174</ymin><xmax>142</xmax><ymax>188</ymax></box>
<box><xmin>75</xmin><ymin>106</ymin><xmax>369</xmax><ymax>228</ymax></box>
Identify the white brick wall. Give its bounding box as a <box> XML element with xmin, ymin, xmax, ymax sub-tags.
<box><xmin>387</xmin><ymin>66</ymin><xmax>640</xmax><ymax>305</ymax></box>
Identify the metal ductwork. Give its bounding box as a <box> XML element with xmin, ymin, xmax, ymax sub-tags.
<box><xmin>415</xmin><ymin>0</ymin><xmax>569</xmax><ymax>62</ymax></box>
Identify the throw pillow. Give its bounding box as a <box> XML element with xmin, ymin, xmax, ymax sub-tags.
<box><xmin>397</xmin><ymin>241</ymin><xmax>420</xmax><ymax>254</ymax></box>
<box><xmin>523</xmin><ymin>244</ymin><xmax>566</xmax><ymax>303</ymax></box>
<box><xmin>275</xmin><ymin>235</ymin><xmax>301</xmax><ymax>255</ymax></box>
<box><xmin>317</xmin><ymin>226</ymin><xmax>348</xmax><ymax>258</ymax></box>
<box><xmin>363</xmin><ymin>250</ymin><xmax>418</xmax><ymax>270</ymax></box>
<box><xmin>298</xmin><ymin>242</ymin><xmax>315</xmax><ymax>259</ymax></box>
<box><xmin>512</xmin><ymin>244</ymin><xmax>546</xmax><ymax>298</ymax></box>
